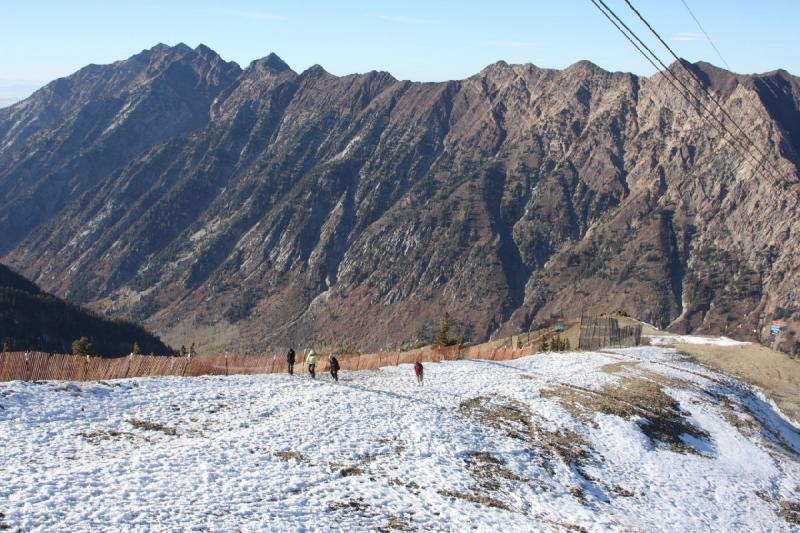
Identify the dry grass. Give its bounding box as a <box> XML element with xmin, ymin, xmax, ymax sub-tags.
<box><xmin>541</xmin><ymin>377</ymin><xmax>711</xmax><ymax>455</ymax></box>
<box><xmin>676</xmin><ymin>342</ymin><xmax>800</xmax><ymax>425</ymax></box>
<box><xmin>437</xmin><ymin>489</ymin><xmax>511</xmax><ymax>511</ymax></box>
<box><xmin>340</xmin><ymin>466</ymin><xmax>366</xmax><ymax>477</ymax></box>
<box><xmin>600</xmin><ymin>360</ymin><xmax>693</xmax><ymax>390</ymax></box>
<box><xmin>719</xmin><ymin>398</ymin><xmax>759</xmax><ymax>438</ymax></box>
<box><xmin>77</xmin><ymin>429</ymin><xmax>136</xmax><ymax>442</ymax></box>
<box><xmin>379</xmin><ymin>514</ymin><xmax>416</xmax><ymax>532</ymax></box>
<box><xmin>273</xmin><ymin>451</ymin><xmax>309</xmax><ymax>463</ymax></box>
<box><xmin>780</xmin><ymin>500</ymin><xmax>800</xmax><ymax>525</ymax></box>
<box><xmin>459</xmin><ymin>395</ymin><xmax>594</xmax><ymax>471</ymax></box>
<box><xmin>127</xmin><ymin>419</ymin><xmax>176</xmax><ymax>436</ymax></box>
<box><xmin>390</xmin><ymin>478</ymin><xmax>421</xmax><ymax>494</ymax></box>
<box><xmin>611</xmin><ymin>486</ymin><xmax>635</xmax><ymax>497</ymax></box>
<box><xmin>329</xmin><ymin>498</ymin><xmax>370</xmax><ymax>514</ymax></box>
<box><xmin>464</xmin><ymin>452</ymin><xmax>527</xmax><ymax>491</ymax></box>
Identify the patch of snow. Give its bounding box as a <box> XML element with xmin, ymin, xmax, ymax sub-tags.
<box><xmin>648</xmin><ymin>334</ymin><xmax>750</xmax><ymax>347</ymax></box>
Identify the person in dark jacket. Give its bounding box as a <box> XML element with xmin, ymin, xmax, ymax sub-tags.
<box><xmin>286</xmin><ymin>348</ymin><xmax>296</xmax><ymax>375</ymax></box>
<box><xmin>414</xmin><ymin>361</ymin><xmax>424</xmax><ymax>386</ymax></box>
<box><xmin>329</xmin><ymin>355</ymin><xmax>340</xmax><ymax>382</ymax></box>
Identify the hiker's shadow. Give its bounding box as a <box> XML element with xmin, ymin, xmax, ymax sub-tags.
<box><xmin>465</xmin><ymin>359</ymin><xmax>526</xmax><ymax>372</ymax></box>
<box><xmin>335</xmin><ymin>380</ymin><xmax>444</xmax><ymax>411</ymax></box>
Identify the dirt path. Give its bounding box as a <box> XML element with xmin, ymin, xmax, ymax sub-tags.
<box><xmin>675</xmin><ymin>342</ymin><xmax>800</xmax><ymax>427</ymax></box>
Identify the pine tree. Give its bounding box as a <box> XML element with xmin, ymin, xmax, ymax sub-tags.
<box><xmin>539</xmin><ymin>336</ymin><xmax>549</xmax><ymax>352</ymax></box>
<box><xmin>433</xmin><ymin>312</ymin><xmax>450</xmax><ymax>347</ymax></box>
<box><xmin>2</xmin><ymin>338</ymin><xmax>9</xmax><ymax>353</ymax></box>
<box><xmin>132</xmin><ymin>342</ymin><xmax>141</xmax><ymax>355</ymax></box>
<box><xmin>180</xmin><ymin>345</ymin><xmax>187</xmax><ymax>357</ymax></box>
<box><xmin>72</xmin><ymin>336</ymin><xmax>94</xmax><ymax>356</ymax></box>
<box><xmin>189</xmin><ymin>342</ymin><xmax>196</xmax><ymax>356</ymax></box>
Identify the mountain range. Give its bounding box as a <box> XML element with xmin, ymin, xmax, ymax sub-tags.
<box><xmin>0</xmin><ymin>43</ymin><xmax>797</xmax><ymax>354</ymax></box>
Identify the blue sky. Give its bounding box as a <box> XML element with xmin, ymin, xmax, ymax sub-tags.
<box><xmin>2</xmin><ymin>0</ymin><xmax>799</xmax><ymax>106</ymax></box>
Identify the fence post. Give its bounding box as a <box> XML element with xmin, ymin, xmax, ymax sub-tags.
<box><xmin>24</xmin><ymin>352</ymin><xmax>30</xmax><ymax>382</ymax></box>
<box><xmin>225</xmin><ymin>354</ymin><xmax>229</xmax><ymax>376</ymax></box>
<box><xmin>124</xmin><ymin>353</ymin><xmax>132</xmax><ymax>379</ymax></box>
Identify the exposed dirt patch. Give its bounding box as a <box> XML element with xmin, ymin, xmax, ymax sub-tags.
<box><xmin>541</xmin><ymin>377</ymin><xmax>711</xmax><ymax>455</ymax></box>
<box><xmin>329</xmin><ymin>498</ymin><xmax>370</xmax><ymax>514</ymax></box>
<box><xmin>460</xmin><ymin>395</ymin><xmax>595</xmax><ymax>470</ymax></box>
<box><xmin>459</xmin><ymin>396</ymin><xmax>531</xmax><ymax>440</ymax></box>
<box><xmin>437</xmin><ymin>489</ymin><xmax>510</xmax><ymax>511</ymax></box>
<box><xmin>780</xmin><ymin>500</ymin><xmax>800</xmax><ymax>525</ymax></box>
<box><xmin>77</xmin><ymin>429</ymin><xmax>137</xmax><ymax>442</ymax></box>
<box><xmin>274</xmin><ymin>451</ymin><xmax>309</xmax><ymax>463</ymax></box>
<box><xmin>569</xmin><ymin>486</ymin><xmax>587</xmax><ymax>500</ymax></box>
<box><xmin>600</xmin><ymin>361</ymin><xmax>637</xmax><ymax>375</ymax></box>
<box><xmin>464</xmin><ymin>452</ymin><xmax>527</xmax><ymax>491</ymax></box>
<box><xmin>611</xmin><ymin>485</ymin><xmax>635</xmax><ymax>497</ymax></box>
<box><xmin>127</xmin><ymin>419</ymin><xmax>176</xmax><ymax>436</ymax></box>
<box><xmin>719</xmin><ymin>397</ymin><xmax>759</xmax><ymax>437</ymax></box>
<box><xmin>378</xmin><ymin>514</ymin><xmax>416</xmax><ymax>532</ymax></box>
<box><xmin>459</xmin><ymin>395</ymin><xmax>600</xmax><ymax>503</ymax></box>
<box><xmin>390</xmin><ymin>479</ymin><xmax>420</xmax><ymax>494</ymax></box>
<box><xmin>560</xmin><ymin>522</ymin><xmax>589</xmax><ymax>532</ymax></box>
<box><xmin>340</xmin><ymin>466</ymin><xmax>366</xmax><ymax>477</ymax></box>
<box><xmin>601</xmin><ymin>360</ymin><xmax>693</xmax><ymax>390</ymax></box>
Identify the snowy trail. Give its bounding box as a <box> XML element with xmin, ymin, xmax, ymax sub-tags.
<box><xmin>1</xmin><ymin>347</ymin><xmax>799</xmax><ymax>532</ymax></box>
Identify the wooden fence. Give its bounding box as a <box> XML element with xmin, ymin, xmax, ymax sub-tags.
<box><xmin>0</xmin><ymin>341</ymin><xmax>545</xmax><ymax>383</ymax></box>
<box><xmin>577</xmin><ymin>316</ymin><xmax>642</xmax><ymax>350</ymax></box>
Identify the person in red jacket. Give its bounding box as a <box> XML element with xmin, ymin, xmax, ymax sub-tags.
<box><xmin>414</xmin><ymin>361</ymin><xmax>423</xmax><ymax>386</ymax></box>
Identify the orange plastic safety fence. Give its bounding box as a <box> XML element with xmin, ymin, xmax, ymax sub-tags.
<box><xmin>184</xmin><ymin>354</ymin><xmax>227</xmax><ymax>376</ymax></box>
<box><xmin>0</xmin><ymin>353</ymin><xmax>30</xmax><ymax>381</ymax></box>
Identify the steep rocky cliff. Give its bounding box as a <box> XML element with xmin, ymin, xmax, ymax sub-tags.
<box><xmin>1</xmin><ymin>44</ymin><xmax>798</xmax><ymax>354</ymax></box>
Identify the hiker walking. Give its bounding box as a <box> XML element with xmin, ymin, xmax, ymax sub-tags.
<box><xmin>306</xmin><ymin>349</ymin><xmax>318</xmax><ymax>379</ymax></box>
<box><xmin>286</xmin><ymin>347</ymin><xmax>296</xmax><ymax>375</ymax></box>
<box><xmin>414</xmin><ymin>361</ymin><xmax>424</xmax><ymax>386</ymax></box>
<box><xmin>329</xmin><ymin>354</ymin><xmax>340</xmax><ymax>382</ymax></box>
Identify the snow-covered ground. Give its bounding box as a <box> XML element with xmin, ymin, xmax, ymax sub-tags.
<box><xmin>649</xmin><ymin>334</ymin><xmax>750</xmax><ymax>347</ymax></box>
<box><xmin>2</xmin><ymin>346</ymin><xmax>799</xmax><ymax>532</ymax></box>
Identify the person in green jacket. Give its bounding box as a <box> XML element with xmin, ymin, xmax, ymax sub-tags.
<box><xmin>306</xmin><ymin>349</ymin><xmax>318</xmax><ymax>379</ymax></box>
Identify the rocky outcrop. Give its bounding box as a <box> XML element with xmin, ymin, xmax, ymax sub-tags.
<box><xmin>0</xmin><ymin>45</ymin><xmax>798</xmax><ymax>354</ymax></box>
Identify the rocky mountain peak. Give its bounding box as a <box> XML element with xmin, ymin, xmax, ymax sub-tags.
<box><xmin>249</xmin><ymin>52</ymin><xmax>293</xmax><ymax>74</ymax></box>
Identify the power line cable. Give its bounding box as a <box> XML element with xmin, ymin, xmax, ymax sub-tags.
<box><xmin>622</xmin><ymin>0</ymin><xmax>790</xmax><ymax>184</ymax></box>
<box><xmin>678</xmin><ymin>0</ymin><xmax>731</xmax><ymax>70</ymax></box>
<box><xmin>590</xmin><ymin>0</ymin><xmax>772</xmax><ymax>180</ymax></box>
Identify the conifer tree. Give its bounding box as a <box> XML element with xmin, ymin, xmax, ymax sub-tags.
<box><xmin>433</xmin><ymin>312</ymin><xmax>451</xmax><ymax>347</ymax></box>
<box><xmin>539</xmin><ymin>336</ymin><xmax>549</xmax><ymax>352</ymax></box>
<box><xmin>132</xmin><ymin>342</ymin><xmax>141</xmax><ymax>355</ymax></box>
<box><xmin>72</xmin><ymin>336</ymin><xmax>94</xmax><ymax>356</ymax></box>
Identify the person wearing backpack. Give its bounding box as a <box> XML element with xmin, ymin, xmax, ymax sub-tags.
<box><xmin>414</xmin><ymin>361</ymin><xmax>424</xmax><ymax>386</ymax></box>
<box><xmin>329</xmin><ymin>354</ymin><xmax>340</xmax><ymax>382</ymax></box>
